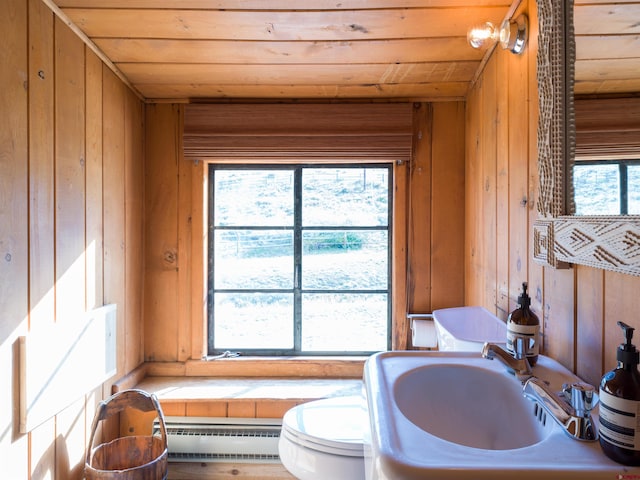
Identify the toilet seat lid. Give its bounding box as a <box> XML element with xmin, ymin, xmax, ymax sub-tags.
<box><xmin>282</xmin><ymin>395</ymin><xmax>367</xmax><ymax>457</ymax></box>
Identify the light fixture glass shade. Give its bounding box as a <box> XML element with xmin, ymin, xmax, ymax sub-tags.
<box><xmin>467</xmin><ymin>22</ymin><xmax>497</xmax><ymax>49</ymax></box>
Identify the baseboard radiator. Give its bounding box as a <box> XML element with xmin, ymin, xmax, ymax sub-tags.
<box><xmin>153</xmin><ymin>416</ymin><xmax>282</xmax><ymax>463</ymax></box>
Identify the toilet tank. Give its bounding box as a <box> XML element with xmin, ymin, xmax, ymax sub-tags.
<box><xmin>432</xmin><ymin>306</ymin><xmax>507</xmax><ymax>352</ymax></box>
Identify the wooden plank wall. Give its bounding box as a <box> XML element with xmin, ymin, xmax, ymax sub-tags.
<box><xmin>144</xmin><ymin>101</ymin><xmax>466</xmax><ymax>361</ymax></box>
<box><xmin>465</xmin><ymin>3</ymin><xmax>534</xmax><ymax>320</ymax></box>
<box><xmin>465</xmin><ymin>0</ymin><xmax>640</xmax><ymax>388</ymax></box>
<box><xmin>0</xmin><ymin>0</ymin><xmax>144</xmax><ymax>477</ymax></box>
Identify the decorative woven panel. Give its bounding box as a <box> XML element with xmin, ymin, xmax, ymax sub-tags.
<box><xmin>554</xmin><ymin>217</ymin><xmax>640</xmax><ymax>276</ymax></box>
<box><xmin>536</xmin><ymin>0</ymin><xmax>575</xmax><ymax>219</ymax></box>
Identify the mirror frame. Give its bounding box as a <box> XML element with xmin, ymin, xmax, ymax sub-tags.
<box><xmin>533</xmin><ymin>0</ymin><xmax>640</xmax><ymax>276</ymax></box>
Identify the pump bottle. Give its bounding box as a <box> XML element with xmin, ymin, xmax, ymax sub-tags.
<box><xmin>599</xmin><ymin>321</ymin><xmax>640</xmax><ymax>465</ymax></box>
<box><xmin>506</xmin><ymin>282</ymin><xmax>540</xmax><ymax>366</ymax></box>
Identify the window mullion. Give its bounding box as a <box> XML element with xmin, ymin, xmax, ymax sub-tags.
<box><xmin>293</xmin><ymin>167</ymin><xmax>303</xmax><ymax>352</ymax></box>
<box><xmin>621</xmin><ymin>162</ymin><xmax>629</xmax><ymax>215</ymax></box>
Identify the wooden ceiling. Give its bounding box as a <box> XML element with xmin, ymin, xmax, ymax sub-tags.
<box><xmin>48</xmin><ymin>0</ymin><xmax>640</xmax><ymax>102</ymax></box>
<box><xmin>574</xmin><ymin>0</ymin><xmax>640</xmax><ymax>96</ymax></box>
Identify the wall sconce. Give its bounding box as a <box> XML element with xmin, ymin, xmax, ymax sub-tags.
<box><xmin>467</xmin><ymin>14</ymin><xmax>528</xmax><ymax>54</ymax></box>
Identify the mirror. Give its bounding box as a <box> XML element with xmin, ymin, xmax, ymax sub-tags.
<box><xmin>573</xmin><ymin>1</ymin><xmax>640</xmax><ymax>217</ymax></box>
<box><xmin>533</xmin><ymin>0</ymin><xmax>640</xmax><ymax>276</ymax></box>
<box><xmin>573</xmin><ymin>97</ymin><xmax>640</xmax><ymax>216</ymax></box>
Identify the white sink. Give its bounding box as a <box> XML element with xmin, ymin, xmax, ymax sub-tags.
<box><xmin>363</xmin><ymin>351</ymin><xmax>640</xmax><ymax>480</ymax></box>
<box><xmin>394</xmin><ymin>363</ymin><xmax>552</xmax><ymax>450</ymax></box>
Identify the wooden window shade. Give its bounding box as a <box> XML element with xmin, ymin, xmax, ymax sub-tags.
<box><xmin>183</xmin><ymin>103</ymin><xmax>414</xmax><ymax>163</ymax></box>
<box><xmin>575</xmin><ymin>97</ymin><xmax>640</xmax><ymax>160</ymax></box>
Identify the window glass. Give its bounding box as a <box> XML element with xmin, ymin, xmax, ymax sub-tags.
<box><xmin>628</xmin><ymin>165</ymin><xmax>640</xmax><ymax>215</ymax></box>
<box><xmin>214</xmin><ymin>170</ymin><xmax>293</xmax><ymax>226</ymax></box>
<box><xmin>213</xmin><ymin>293</ymin><xmax>293</xmax><ymax>350</ymax></box>
<box><xmin>303</xmin><ymin>168</ymin><xmax>389</xmax><ymax>226</ymax></box>
<box><xmin>573</xmin><ymin>164</ymin><xmax>620</xmax><ymax>215</ymax></box>
<box><xmin>214</xmin><ymin>230</ymin><xmax>293</xmax><ymax>290</ymax></box>
<box><xmin>302</xmin><ymin>230</ymin><xmax>388</xmax><ymax>290</ymax></box>
<box><xmin>301</xmin><ymin>293</ymin><xmax>388</xmax><ymax>351</ymax></box>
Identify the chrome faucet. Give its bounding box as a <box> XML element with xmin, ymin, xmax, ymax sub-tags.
<box><xmin>481</xmin><ymin>339</ymin><xmax>533</xmax><ymax>381</ymax></box>
<box><xmin>522</xmin><ymin>377</ymin><xmax>598</xmax><ymax>441</ymax></box>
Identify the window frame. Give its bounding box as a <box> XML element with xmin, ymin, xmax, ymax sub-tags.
<box><xmin>206</xmin><ymin>163</ymin><xmax>394</xmax><ymax>356</ymax></box>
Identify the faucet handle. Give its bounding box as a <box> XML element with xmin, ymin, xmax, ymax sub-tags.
<box><xmin>561</xmin><ymin>382</ymin><xmax>599</xmax><ymax>415</ymax></box>
<box><xmin>513</xmin><ymin>335</ymin><xmax>526</xmax><ymax>360</ymax></box>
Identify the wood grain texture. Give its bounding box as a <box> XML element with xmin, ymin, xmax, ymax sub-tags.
<box><xmin>392</xmin><ymin>159</ymin><xmax>410</xmax><ymax>350</ymax></box>
<box><xmin>36</xmin><ymin>0</ymin><xmax>637</xmax><ymax>101</ymax></box>
<box><xmin>63</xmin><ymin>7</ymin><xmax>507</xmax><ymax>40</ymax></box>
<box><xmin>1</xmin><ymin>1</ymin><xmax>145</xmax><ymax>477</ymax></box>
<box><xmin>0</xmin><ymin>0</ymin><xmax>29</xmax><ymax>476</ymax></box>
<box><xmin>56</xmin><ymin>0</ymin><xmax>512</xmax><ymax>8</ymax></box>
<box><xmin>507</xmin><ymin>13</ymin><xmax>531</xmax><ymax>319</ymax></box>
<box><xmin>167</xmin><ymin>462</ymin><xmax>295</xmax><ymax>480</ymax></box>
<box><xmin>54</xmin><ymin>16</ymin><xmax>86</xmax><ymax>321</ymax></box>
<box><xmin>85</xmin><ymin>50</ymin><xmax>104</xmax><ymax>311</ymax></box>
<box><xmin>464</xmin><ymin>67</ymin><xmax>482</xmax><ymax>306</ymax></box>
<box><xmin>28</xmin><ymin>0</ymin><xmax>55</xmax><ymax>333</ymax></box>
<box><xmin>495</xmin><ymin>50</ymin><xmax>510</xmax><ymax>318</ymax></box>
<box><xmin>575</xmin><ymin>266</ymin><xmax>604</xmax><ymax>387</ymax></box>
<box><xmin>430</xmin><ymin>102</ymin><xmax>465</xmax><ymax>311</ymax></box>
<box><xmin>177</xmin><ymin>106</ymin><xmax>192</xmax><ymax>362</ymax></box>
<box><xmin>55</xmin><ymin>2</ymin><xmax>511</xmax><ymax>100</ymax></box>
<box><xmin>144</xmin><ymin>104</ymin><xmax>181</xmax><ymax>361</ymax></box>
<box><xmin>125</xmin><ymin>88</ymin><xmax>145</xmax><ymax>371</ymax></box>
<box><xmin>96</xmin><ymin>37</ymin><xmax>481</xmax><ymax>65</ymax></box>
<box><xmin>481</xmin><ymin>56</ymin><xmax>498</xmax><ymax>314</ymax></box>
<box><xmin>190</xmin><ymin>160</ymin><xmax>207</xmax><ymax>360</ymax></box>
<box><xmin>103</xmin><ymin>67</ymin><xmax>127</xmax><ymax>377</ymax></box>
<box><xmin>407</xmin><ymin>103</ymin><xmax>433</xmax><ymax>316</ymax></box>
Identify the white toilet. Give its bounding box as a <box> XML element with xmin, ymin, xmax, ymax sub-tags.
<box><xmin>433</xmin><ymin>306</ymin><xmax>507</xmax><ymax>351</ymax></box>
<box><xmin>279</xmin><ymin>395</ymin><xmax>368</xmax><ymax>480</ymax></box>
<box><xmin>279</xmin><ymin>306</ymin><xmax>506</xmax><ymax>479</ymax></box>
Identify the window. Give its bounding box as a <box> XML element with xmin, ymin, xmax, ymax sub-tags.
<box><xmin>208</xmin><ymin>164</ymin><xmax>392</xmax><ymax>355</ymax></box>
<box><xmin>573</xmin><ymin>159</ymin><xmax>640</xmax><ymax>215</ymax></box>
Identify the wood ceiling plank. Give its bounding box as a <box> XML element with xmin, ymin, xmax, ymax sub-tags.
<box><xmin>63</xmin><ymin>7</ymin><xmax>508</xmax><ymax>40</ymax></box>
<box><xmin>576</xmin><ymin>35</ymin><xmax>640</xmax><ymax>61</ymax></box>
<box><xmin>95</xmin><ymin>37</ymin><xmax>482</xmax><ymax>64</ymax></box>
<box><xmin>574</xmin><ymin>3</ymin><xmax>640</xmax><ymax>35</ymax></box>
<box><xmin>56</xmin><ymin>0</ymin><xmax>511</xmax><ymax>9</ymax></box>
<box><xmin>118</xmin><ymin>61</ymin><xmax>479</xmax><ymax>85</ymax></box>
<box><xmin>574</xmin><ymin>79</ymin><xmax>640</xmax><ymax>95</ymax></box>
<box><xmin>134</xmin><ymin>82</ymin><xmax>470</xmax><ymax>101</ymax></box>
<box><xmin>575</xmin><ymin>0</ymin><xmax>640</xmax><ymax>4</ymax></box>
<box><xmin>575</xmin><ymin>58</ymin><xmax>640</xmax><ymax>82</ymax></box>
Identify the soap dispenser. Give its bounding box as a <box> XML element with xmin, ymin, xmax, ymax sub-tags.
<box><xmin>506</xmin><ymin>282</ymin><xmax>540</xmax><ymax>366</ymax></box>
<box><xmin>599</xmin><ymin>321</ymin><xmax>640</xmax><ymax>465</ymax></box>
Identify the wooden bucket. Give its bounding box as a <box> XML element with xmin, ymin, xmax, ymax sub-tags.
<box><xmin>85</xmin><ymin>389</ymin><xmax>168</xmax><ymax>480</ymax></box>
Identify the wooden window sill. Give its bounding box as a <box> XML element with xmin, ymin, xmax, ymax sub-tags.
<box><xmin>112</xmin><ymin>358</ymin><xmax>366</xmax><ymax>420</ymax></box>
<box><xmin>118</xmin><ymin>356</ymin><xmax>367</xmax><ymax>380</ymax></box>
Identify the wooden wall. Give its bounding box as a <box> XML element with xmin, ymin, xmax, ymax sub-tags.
<box><xmin>0</xmin><ymin>0</ymin><xmax>145</xmax><ymax>477</ymax></box>
<box><xmin>8</xmin><ymin>0</ymin><xmax>640</xmax><ymax>476</ymax></box>
<box><xmin>143</xmin><ymin>101</ymin><xmax>466</xmax><ymax>362</ymax></box>
<box><xmin>465</xmin><ymin>3</ymin><xmax>535</xmax><ymax>323</ymax></box>
<box><xmin>465</xmin><ymin>0</ymin><xmax>640</xmax><ymax>388</ymax></box>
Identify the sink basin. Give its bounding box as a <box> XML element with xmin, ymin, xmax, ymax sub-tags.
<box><xmin>394</xmin><ymin>364</ymin><xmax>551</xmax><ymax>450</ymax></box>
<box><xmin>364</xmin><ymin>351</ymin><xmax>640</xmax><ymax>480</ymax></box>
